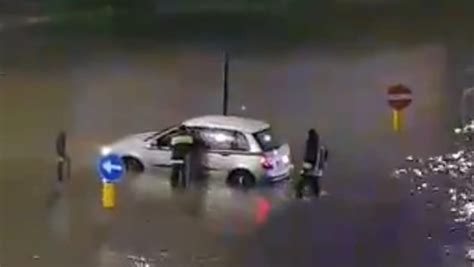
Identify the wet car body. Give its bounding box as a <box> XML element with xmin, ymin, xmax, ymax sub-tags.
<box><xmin>100</xmin><ymin>115</ymin><xmax>293</xmax><ymax>186</ymax></box>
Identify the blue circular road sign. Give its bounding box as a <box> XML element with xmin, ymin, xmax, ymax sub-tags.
<box><xmin>97</xmin><ymin>154</ymin><xmax>125</xmax><ymax>182</ymax></box>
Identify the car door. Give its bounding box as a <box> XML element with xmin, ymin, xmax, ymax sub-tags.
<box><xmin>196</xmin><ymin>128</ymin><xmax>250</xmax><ymax>176</ymax></box>
<box><xmin>141</xmin><ymin>127</ymin><xmax>178</xmax><ymax>168</ymax></box>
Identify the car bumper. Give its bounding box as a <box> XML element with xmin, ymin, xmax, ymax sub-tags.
<box><xmin>269</xmin><ymin>173</ymin><xmax>290</xmax><ymax>181</ymax></box>
<box><xmin>262</xmin><ymin>163</ymin><xmax>294</xmax><ymax>183</ymax></box>
<box><xmin>257</xmin><ymin>174</ymin><xmax>290</xmax><ymax>186</ymax></box>
<box><xmin>259</xmin><ymin>168</ymin><xmax>293</xmax><ymax>184</ymax></box>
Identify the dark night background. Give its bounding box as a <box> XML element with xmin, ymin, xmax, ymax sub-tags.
<box><xmin>2</xmin><ymin>1</ymin><xmax>474</xmax><ymax>267</ymax></box>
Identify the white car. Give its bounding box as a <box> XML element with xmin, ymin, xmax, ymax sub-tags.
<box><xmin>100</xmin><ymin>115</ymin><xmax>293</xmax><ymax>187</ymax></box>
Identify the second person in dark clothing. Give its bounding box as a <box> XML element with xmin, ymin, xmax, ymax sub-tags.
<box><xmin>170</xmin><ymin>126</ymin><xmax>194</xmax><ymax>189</ymax></box>
<box><xmin>296</xmin><ymin>129</ymin><xmax>325</xmax><ymax>198</ymax></box>
<box><xmin>187</xmin><ymin>131</ymin><xmax>208</xmax><ymax>186</ymax></box>
<box><xmin>56</xmin><ymin>130</ymin><xmax>71</xmax><ymax>182</ymax></box>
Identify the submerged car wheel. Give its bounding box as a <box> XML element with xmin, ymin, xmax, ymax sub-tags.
<box><xmin>123</xmin><ymin>157</ymin><xmax>144</xmax><ymax>173</ymax></box>
<box><xmin>228</xmin><ymin>170</ymin><xmax>255</xmax><ymax>189</ymax></box>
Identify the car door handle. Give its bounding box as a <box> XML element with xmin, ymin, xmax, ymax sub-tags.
<box><xmin>219</xmin><ymin>152</ymin><xmax>231</xmax><ymax>156</ymax></box>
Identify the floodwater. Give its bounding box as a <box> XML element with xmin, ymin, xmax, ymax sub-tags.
<box><xmin>1</xmin><ymin>11</ymin><xmax>474</xmax><ymax>267</ymax></box>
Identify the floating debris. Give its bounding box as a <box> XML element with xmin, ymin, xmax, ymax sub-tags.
<box><xmin>394</xmin><ymin>122</ymin><xmax>474</xmax><ymax>247</ymax></box>
<box><xmin>127</xmin><ymin>255</ymin><xmax>154</xmax><ymax>267</ymax></box>
<box><xmin>451</xmin><ymin>195</ymin><xmax>458</xmax><ymax>202</ymax></box>
<box><xmin>392</xmin><ymin>169</ymin><xmax>408</xmax><ymax>179</ymax></box>
<box><xmin>426</xmin><ymin>200</ymin><xmax>434</xmax><ymax>208</ymax></box>
<box><xmin>467</xmin><ymin>248</ymin><xmax>474</xmax><ymax>261</ymax></box>
<box><xmin>452</xmin><ymin>150</ymin><xmax>464</xmax><ymax>160</ymax></box>
<box><xmin>465</xmin><ymin>203</ymin><xmax>474</xmax><ymax>218</ymax></box>
<box><xmin>32</xmin><ymin>255</ymin><xmax>40</xmax><ymax>260</ymax></box>
<box><xmin>413</xmin><ymin>169</ymin><xmax>424</xmax><ymax>177</ymax></box>
<box><xmin>444</xmin><ymin>245</ymin><xmax>451</xmax><ymax>256</ymax></box>
<box><xmin>159</xmin><ymin>249</ymin><xmax>169</xmax><ymax>259</ymax></box>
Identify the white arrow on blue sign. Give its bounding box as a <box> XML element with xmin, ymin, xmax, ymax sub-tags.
<box><xmin>97</xmin><ymin>154</ymin><xmax>125</xmax><ymax>182</ymax></box>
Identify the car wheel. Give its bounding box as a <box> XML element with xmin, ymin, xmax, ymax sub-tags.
<box><xmin>123</xmin><ymin>157</ymin><xmax>144</xmax><ymax>173</ymax></box>
<box><xmin>228</xmin><ymin>170</ymin><xmax>255</xmax><ymax>189</ymax></box>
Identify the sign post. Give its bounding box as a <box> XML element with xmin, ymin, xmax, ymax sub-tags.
<box><xmin>387</xmin><ymin>84</ymin><xmax>412</xmax><ymax>132</ymax></box>
<box><xmin>223</xmin><ymin>52</ymin><xmax>229</xmax><ymax>116</ymax></box>
<box><xmin>392</xmin><ymin>109</ymin><xmax>401</xmax><ymax>132</ymax></box>
<box><xmin>97</xmin><ymin>154</ymin><xmax>125</xmax><ymax>209</ymax></box>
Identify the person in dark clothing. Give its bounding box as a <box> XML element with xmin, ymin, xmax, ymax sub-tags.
<box><xmin>304</xmin><ymin>129</ymin><xmax>320</xmax><ymax>164</ymax></box>
<box><xmin>55</xmin><ymin>130</ymin><xmax>71</xmax><ymax>182</ymax></box>
<box><xmin>170</xmin><ymin>126</ymin><xmax>194</xmax><ymax>189</ymax></box>
<box><xmin>187</xmin><ymin>133</ymin><xmax>208</xmax><ymax>186</ymax></box>
<box><xmin>296</xmin><ymin>129</ymin><xmax>326</xmax><ymax>198</ymax></box>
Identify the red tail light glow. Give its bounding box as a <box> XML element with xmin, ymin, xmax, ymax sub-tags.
<box><xmin>260</xmin><ymin>156</ymin><xmax>273</xmax><ymax>169</ymax></box>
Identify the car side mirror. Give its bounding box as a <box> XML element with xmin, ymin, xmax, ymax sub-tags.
<box><xmin>147</xmin><ymin>139</ymin><xmax>161</xmax><ymax>149</ymax></box>
<box><xmin>146</xmin><ymin>142</ymin><xmax>154</xmax><ymax>149</ymax></box>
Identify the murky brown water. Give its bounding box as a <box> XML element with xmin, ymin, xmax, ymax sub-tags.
<box><xmin>1</xmin><ymin>13</ymin><xmax>474</xmax><ymax>267</ymax></box>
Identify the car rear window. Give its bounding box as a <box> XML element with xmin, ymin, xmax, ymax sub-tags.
<box><xmin>253</xmin><ymin>128</ymin><xmax>281</xmax><ymax>152</ymax></box>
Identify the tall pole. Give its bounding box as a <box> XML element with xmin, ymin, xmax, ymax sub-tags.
<box><xmin>223</xmin><ymin>52</ymin><xmax>229</xmax><ymax>116</ymax></box>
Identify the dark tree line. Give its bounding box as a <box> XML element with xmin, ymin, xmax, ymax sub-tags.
<box><xmin>42</xmin><ymin>0</ymin><xmax>156</xmax><ymax>13</ymax></box>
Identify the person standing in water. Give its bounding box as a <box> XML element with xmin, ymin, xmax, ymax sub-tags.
<box><xmin>296</xmin><ymin>129</ymin><xmax>328</xmax><ymax>198</ymax></box>
<box><xmin>56</xmin><ymin>130</ymin><xmax>71</xmax><ymax>182</ymax></box>
<box><xmin>170</xmin><ymin>126</ymin><xmax>194</xmax><ymax>189</ymax></box>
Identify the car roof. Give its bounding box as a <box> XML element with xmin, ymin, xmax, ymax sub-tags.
<box><xmin>183</xmin><ymin>115</ymin><xmax>270</xmax><ymax>133</ymax></box>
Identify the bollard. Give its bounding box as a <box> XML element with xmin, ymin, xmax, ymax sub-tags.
<box><xmin>98</xmin><ymin>154</ymin><xmax>123</xmax><ymax>209</ymax></box>
<box><xmin>102</xmin><ymin>180</ymin><xmax>116</xmax><ymax>209</ymax></box>
<box><xmin>392</xmin><ymin>109</ymin><xmax>402</xmax><ymax>132</ymax></box>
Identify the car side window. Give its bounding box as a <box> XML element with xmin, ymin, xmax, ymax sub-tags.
<box><xmin>195</xmin><ymin>129</ymin><xmax>232</xmax><ymax>151</ymax></box>
<box><xmin>232</xmin><ymin>132</ymin><xmax>249</xmax><ymax>151</ymax></box>
<box><xmin>195</xmin><ymin>129</ymin><xmax>249</xmax><ymax>151</ymax></box>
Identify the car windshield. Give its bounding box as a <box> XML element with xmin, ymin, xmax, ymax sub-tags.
<box><xmin>144</xmin><ymin>125</ymin><xmax>177</xmax><ymax>141</ymax></box>
<box><xmin>253</xmin><ymin>128</ymin><xmax>282</xmax><ymax>151</ymax></box>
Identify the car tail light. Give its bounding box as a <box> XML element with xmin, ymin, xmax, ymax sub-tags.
<box><xmin>260</xmin><ymin>156</ymin><xmax>273</xmax><ymax>169</ymax></box>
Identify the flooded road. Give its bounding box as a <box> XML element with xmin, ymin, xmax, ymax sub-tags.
<box><xmin>1</xmin><ymin>12</ymin><xmax>474</xmax><ymax>267</ymax></box>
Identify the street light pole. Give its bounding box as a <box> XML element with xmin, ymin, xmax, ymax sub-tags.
<box><xmin>223</xmin><ymin>52</ymin><xmax>229</xmax><ymax>116</ymax></box>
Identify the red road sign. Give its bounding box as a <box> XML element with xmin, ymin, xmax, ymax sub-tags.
<box><xmin>388</xmin><ymin>84</ymin><xmax>412</xmax><ymax>111</ymax></box>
